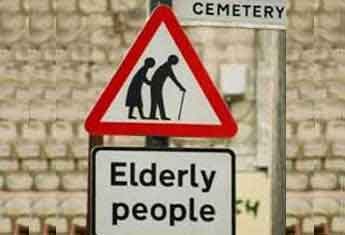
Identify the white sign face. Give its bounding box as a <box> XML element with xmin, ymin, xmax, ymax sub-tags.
<box><xmin>173</xmin><ymin>0</ymin><xmax>286</xmax><ymax>29</ymax></box>
<box><xmin>85</xmin><ymin>6</ymin><xmax>238</xmax><ymax>138</ymax></box>
<box><xmin>91</xmin><ymin>148</ymin><xmax>235</xmax><ymax>235</ymax></box>
<box><xmin>102</xmin><ymin>24</ymin><xmax>220</xmax><ymax>125</ymax></box>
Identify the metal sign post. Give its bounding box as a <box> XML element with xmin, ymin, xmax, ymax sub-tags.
<box><xmin>271</xmin><ymin>30</ymin><xmax>286</xmax><ymax>235</ymax></box>
<box><xmin>146</xmin><ymin>0</ymin><xmax>171</xmax><ymax>148</ymax></box>
<box><xmin>87</xmin><ymin>135</ymin><xmax>104</xmax><ymax>235</ymax></box>
<box><xmin>256</xmin><ymin>28</ymin><xmax>286</xmax><ymax>235</ymax></box>
<box><xmin>149</xmin><ymin>0</ymin><xmax>172</xmax><ymax>12</ymax></box>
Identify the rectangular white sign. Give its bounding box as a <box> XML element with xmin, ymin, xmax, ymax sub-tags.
<box><xmin>91</xmin><ymin>148</ymin><xmax>236</xmax><ymax>235</ymax></box>
<box><xmin>173</xmin><ymin>0</ymin><xmax>286</xmax><ymax>29</ymax></box>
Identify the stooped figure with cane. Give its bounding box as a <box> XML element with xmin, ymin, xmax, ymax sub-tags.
<box><xmin>125</xmin><ymin>57</ymin><xmax>156</xmax><ymax>119</ymax></box>
<box><xmin>149</xmin><ymin>55</ymin><xmax>186</xmax><ymax>120</ymax></box>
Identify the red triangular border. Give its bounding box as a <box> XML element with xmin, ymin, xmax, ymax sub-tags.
<box><xmin>85</xmin><ymin>5</ymin><xmax>238</xmax><ymax>138</ymax></box>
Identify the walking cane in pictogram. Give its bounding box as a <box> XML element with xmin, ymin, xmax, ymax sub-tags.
<box><xmin>178</xmin><ymin>90</ymin><xmax>186</xmax><ymax>121</ymax></box>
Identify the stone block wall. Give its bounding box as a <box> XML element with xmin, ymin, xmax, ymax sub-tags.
<box><xmin>286</xmin><ymin>0</ymin><xmax>345</xmax><ymax>234</ymax></box>
<box><xmin>2</xmin><ymin>0</ymin><xmax>344</xmax><ymax>234</ymax></box>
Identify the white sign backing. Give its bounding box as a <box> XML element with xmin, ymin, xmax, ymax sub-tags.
<box><xmin>102</xmin><ymin>24</ymin><xmax>219</xmax><ymax>125</ymax></box>
<box><xmin>91</xmin><ymin>147</ymin><xmax>236</xmax><ymax>235</ymax></box>
<box><xmin>173</xmin><ymin>0</ymin><xmax>286</xmax><ymax>29</ymax></box>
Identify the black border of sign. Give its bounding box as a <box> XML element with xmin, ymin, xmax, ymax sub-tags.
<box><xmin>90</xmin><ymin>147</ymin><xmax>236</xmax><ymax>235</ymax></box>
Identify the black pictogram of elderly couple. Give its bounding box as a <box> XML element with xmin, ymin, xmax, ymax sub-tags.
<box><xmin>125</xmin><ymin>55</ymin><xmax>186</xmax><ymax>121</ymax></box>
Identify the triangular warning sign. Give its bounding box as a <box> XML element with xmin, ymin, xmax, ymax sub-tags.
<box><xmin>85</xmin><ymin>6</ymin><xmax>238</xmax><ymax>138</ymax></box>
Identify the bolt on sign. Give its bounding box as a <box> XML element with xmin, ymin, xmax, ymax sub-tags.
<box><xmin>173</xmin><ymin>0</ymin><xmax>286</xmax><ymax>29</ymax></box>
<box><xmin>90</xmin><ymin>148</ymin><xmax>236</xmax><ymax>235</ymax></box>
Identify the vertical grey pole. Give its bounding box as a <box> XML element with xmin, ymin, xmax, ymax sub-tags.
<box><xmin>148</xmin><ymin>0</ymin><xmax>172</xmax><ymax>12</ymax></box>
<box><xmin>272</xmin><ymin>31</ymin><xmax>286</xmax><ymax>235</ymax></box>
<box><xmin>146</xmin><ymin>0</ymin><xmax>172</xmax><ymax>148</ymax></box>
<box><xmin>87</xmin><ymin>135</ymin><xmax>104</xmax><ymax>235</ymax></box>
<box><xmin>256</xmin><ymin>28</ymin><xmax>286</xmax><ymax>234</ymax></box>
